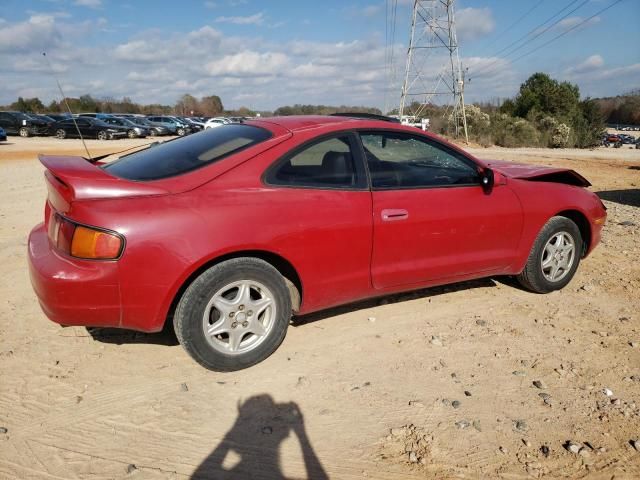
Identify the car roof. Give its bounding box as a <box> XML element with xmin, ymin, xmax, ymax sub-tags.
<box><xmin>247</xmin><ymin>115</ymin><xmax>413</xmax><ymax>134</ymax></box>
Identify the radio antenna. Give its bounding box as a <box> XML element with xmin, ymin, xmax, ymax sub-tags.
<box><xmin>42</xmin><ymin>52</ymin><xmax>92</xmax><ymax>161</ymax></box>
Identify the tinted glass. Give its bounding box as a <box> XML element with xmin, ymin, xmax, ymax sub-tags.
<box><xmin>267</xmin><ymin>136</ymin><xmax>357</xmax><ymax>188</ymax></box>
<box><xmin>361</xmin><ymin>132</ymin><xmax>480</xmax><ymax>188</ymax></box>
<box><xmin>104</xmin><ymin>124</ymin><xmax>271</xmax><ymax>181</ymax></box>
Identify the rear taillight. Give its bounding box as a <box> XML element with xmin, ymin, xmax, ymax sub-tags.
<box><xmin>48</xmin><ymin>214</ymin><xmax>123</xmax><ymax>260</ymax></box>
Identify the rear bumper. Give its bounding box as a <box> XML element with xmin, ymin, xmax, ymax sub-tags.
<box><xmin>28</xmin><ymin>223</ymin><xmax>122</xmax><ymax>328</ymax></box>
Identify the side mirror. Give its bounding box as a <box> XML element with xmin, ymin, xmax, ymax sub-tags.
<box><xmin>480</xmin><ymin>168</ymin><xmax>494</xmax><ymax>194</ymax></box>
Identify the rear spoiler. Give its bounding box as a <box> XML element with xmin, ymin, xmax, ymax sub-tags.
<box><xmin>39</xmin><ymin>154</ymin><xmax>169</xmax><ymax>212</ymax></box>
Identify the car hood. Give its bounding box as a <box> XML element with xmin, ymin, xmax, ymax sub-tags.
<box><xmin>483</xmin><ymin>159</ymin><xmax>591</xmax><ymax>187</ymax></box>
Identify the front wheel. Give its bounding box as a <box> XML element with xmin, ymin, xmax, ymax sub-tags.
<box><xmin>127</xmin><ymin>129</ymin><xmax>137</xmax><ymax>139</ymax></box>
<box><xmin>97</xmin><ymin>130</ymin><xmax>108</xmax><ymax>140</ymax></box>
<box><xmin>174</xmin><ymin>258</ymin><xmax>292</xmax><ymax>371</ymax></box>
<box><xmin>517</xmin><ymin>216</ymin><xmax>582</xmax><ymax>293</ymax></box>
<box><xmin>19</xmin><ymin>127</ymin><xmax>31</xmax><ymax>138</ymax></box>
<box><xmin>177</xmin><ymin>128</ymin><xmax>186</xmax><ymax>136</ymax></box>
<box><xmin>55</xmin><ymin>129</ymin><xmax>66</xmax><ymax>139</ymax></box>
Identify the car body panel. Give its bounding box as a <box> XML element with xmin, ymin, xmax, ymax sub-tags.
<box><xmin>28</xmin><ymin>116</ymin><xmax>607</xmax><ymax>333</ymax></box>
<box><xmin>370</xmin><ymin>179</ymin><xmax>523</xmax><ymax>289</ymax></box>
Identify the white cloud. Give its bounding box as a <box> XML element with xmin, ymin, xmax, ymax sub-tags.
<box><xmin>363</xmin><ymin>4</ymin><xmax>382</xmax><ymax>17</ymax></box>
<box><xmin>566</xmin><ymin>54</ymin><xmax>605</xmax><ymax>74</ymax></box>
<box><xmin>557</xmin><ymin>16</ymin><xmax>601</xmax><ymax>30</ymax></box>
<box><xmin>74</xmin><ymin>0</ymin><xmax>102</xmax><ymax>8</ymax></box>
<box><xmin>215</xmin><ymin>12</ymin><xmax>264</xmax><ymax>25</ymax></box>
<box><xmin>0</xmin><ymin>14</ymin><xmax>61</xmax><ymax>53</ymax></box>
<box><xmin>456</xmin><ymin>7</ymin><xmax>495</xmax><ymax>41</ymax></box>
<box><xmin>206</xmin><ymin>51</ymin><xmax>290</xmax><ymax>76</ymax></box>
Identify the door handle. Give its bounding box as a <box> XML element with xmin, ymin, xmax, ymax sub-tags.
<box><xmin>381</xmin><ymin>209</ymin><xmax>409</xmax><ymax>221</ymax></box>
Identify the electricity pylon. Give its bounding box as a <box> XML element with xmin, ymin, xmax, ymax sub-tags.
<box><xmin>399</xmin><ymin>0</ymin><xmax>468</xmax><ymax>143</ymax></box>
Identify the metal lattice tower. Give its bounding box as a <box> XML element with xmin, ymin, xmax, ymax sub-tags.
<box><xmin>399</xmin><ymin>0</ymin><xmax>468</xmax><ymax>142</ymax></box>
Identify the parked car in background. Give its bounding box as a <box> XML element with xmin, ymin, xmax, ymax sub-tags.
<box><xmin>27</xmin><ymin>114</ymin><xmax>59</xmax><ymax>135</ymax></box>
<box><xmin>204</xmin><ymin>117</ymin><xmax>230</xmax><ymax>129</ymax></box>
<box><xmin>619</xmin><ymin>134</ymin><xmax>636</xmax><ymax>145</ymax></box>
<box><xmin>52</xmin><ymin>117</ymin><xmax>127</xmax><ymax>140</ymax></box>
<box><xmin>101</xmin><ymin>116</ymin><xmax>149</xmax><ymax>138</ymax></box>
<box><xmin>124</xmin><ymin>117</ymin><xmax>171</xmax><ymax>137</ymax></box>
<box><xmin>46</xmin><ymin>114</ymin><xmax>71</xmax><ymax>122</ymax></box>
<box><xmin>176</xmin><ymin>116</ymin><xmax>204</xmax><ymax>132</ymax></box>
<box><xmin>78</xmin><ymin>113</ymin><xmax>113</xmax><ymax>120</ymax></box>
<box><xmin>146</xmin><ymin>115</ymin><xmax>191</xmax><ymax>136</ymax></box>
<box><xmin>28</xmin><ymin>115</ymin><xmax>607</xmax><ymax>371</ymax></box>
<box><xmin>0</xmin><ymin>111</ymin><xmax>50</xmax><ymax>137</ymax></box>
<box><xmin>0</xmin><ymin>126</ymin><xmax>6</xmax><ymax>142</ymax></box>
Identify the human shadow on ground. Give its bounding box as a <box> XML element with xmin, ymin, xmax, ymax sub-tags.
<box><xmin>597</xmin><ymin>189</ymin><xmax>640</xmax><ymax>208</ymax></box>
<box><xmin>191</xmin><ymin>395</ymin><xmax>328</xmax><ymax>480</ymax></box>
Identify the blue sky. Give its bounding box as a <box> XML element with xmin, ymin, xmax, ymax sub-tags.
<box><xmin>0</xmin><ymin>0</ymin><xmax>638</xmax><ymax>111</ymax></box>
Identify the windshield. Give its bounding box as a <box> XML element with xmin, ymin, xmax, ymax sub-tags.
<box><xmin>103</xmin><ymin>124</ymin><xmax>272</xmax><ymax>181</ymax></box>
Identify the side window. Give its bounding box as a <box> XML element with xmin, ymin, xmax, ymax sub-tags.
<box><xmin>267</xmin><ymin>136</ymin><xmax>358</xmax><ymax>188</ymax></box>
<box><xmin>361</xmin><ymin>132</ymin><xmax>480</xmax><ymax>188</ymax></box>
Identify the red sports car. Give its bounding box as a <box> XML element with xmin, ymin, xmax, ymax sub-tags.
<box><xmin>28</xmin><ymin>115</ymin><xmax>607</xmax><ymax>371</ymax></box>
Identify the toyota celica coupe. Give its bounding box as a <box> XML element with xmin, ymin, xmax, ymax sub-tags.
<box><xmin>28</xmin><ymin>114</ymin><xmax>607</xmax><ymax>370</ymax></box>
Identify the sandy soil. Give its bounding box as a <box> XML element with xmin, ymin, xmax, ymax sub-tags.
<box><xmin>1</xmin><ymin>136</ymin><xmax>639</xmax><ymax>479</ymax></box>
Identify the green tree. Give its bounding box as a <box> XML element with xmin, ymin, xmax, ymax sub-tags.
<box><xmin>575</xmin><ymin>98</ymin><xmax>605</xmax><ymax>147</ymax></box>
<box><xmin>10</xmin><ymin>97</ymin><xmax>45</xmax><ymax>113</ymax></box>
<box><xmin>513</xmin><ymin>73</ymin><xmax>580</xmax><ymax>120</ymax></box>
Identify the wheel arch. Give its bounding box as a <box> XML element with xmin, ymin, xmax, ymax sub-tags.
<box><xmin>162</xmin><ymin>249</ymin><xmax>303</xmax><ymax>330</ymax></box>
<box><xmin>555</xmin><ymin>209</ymin><xmax>591</xmax><ymax>256</ymax></box>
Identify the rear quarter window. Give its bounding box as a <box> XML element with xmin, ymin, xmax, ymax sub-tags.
<box><xmin>103</xmin><ymin>124</ymin><xmax>272</xmax><ymax>181</ymax></box>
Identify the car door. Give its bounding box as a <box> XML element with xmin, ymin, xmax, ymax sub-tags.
<box><xmin>0</xmin><ymin>113</ymin><xmax>16</xmax><ymax>133</ymax></box>
<box><xmin>360</xmin><ymin>130</ymin><xmax>523</xmax><ymax>290</ymax></box>
<box><xmin>262</xmin><ymin>133</ymin><xmax>374</xmax><ymax>310</ymax></box>
<box><xmin>74</xmin><ymin>118</ymin><xmax>93</xmax><ymax>137</ymax></box>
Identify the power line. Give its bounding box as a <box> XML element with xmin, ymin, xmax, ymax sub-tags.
<box><xmin>384</xmin><ymin>0</ymin><xmax>399</xmax><ymax>113</ymax></box>
<box><xmin>472</xmin><ymin>0</ymin><xmax>588</xmax><ymax>78</ymax></box>
<box><xmin>507</xmin><ymin>0</ymin><xmax>626</xmax><ymax>66</ymax></box>
<box><xmin>474</xmin><ymin>0</ymin><xmax>625</xmax><ymax>80</ymax></box>
<box><xmin>478</xmin><ymin>0</ymin><xmax>546</xmax><ymax>53</ymax></box>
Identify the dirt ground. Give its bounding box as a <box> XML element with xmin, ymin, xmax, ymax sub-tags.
<box><xmin>1</xmin><ymin>136</ymin><xmax>639</xmax><ymax>479</ymax></box>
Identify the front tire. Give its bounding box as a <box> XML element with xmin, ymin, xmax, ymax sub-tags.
<box><xmin>177</xmin><ymin>128</ymin><xmax>186</xmax><ymax>136</ymax></box>
<box><xmin>174</xmin><ymin>258</ymin><xmax>292</xmax><ymax>371</ymax></box>
<box><xmin>517</xmin><ymin>216</ymin><xmax>582</xmax><ymax>293</ymax></box>
<box><xmin>127</xmin><ymin>129</ymin><xmax>137</xmax><ymax>139</ymax></box>
<box><xmin>97</xmin><ymin>130</ymin><xmax>108</xmax><ymax>140</ymax></box>
<box><xmin>19</xmin><ymin>127</ymin><xmax>30</xmax><ymax>138</ymax></box>
<box><xmin>55</xmin><ymin>129</ymin><xmax>66</xmax><ymax>139</ymax></box>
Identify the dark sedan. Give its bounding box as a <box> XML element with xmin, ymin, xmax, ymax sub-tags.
<box><xmin>52</xmin><ymin>117</ymin><xmax>127</xmax><ymax>140</ymax></box>
<box><xmin>101</xmin><ymin>116</ymin><xmax>149</xmax><ymax>138</ymax></box>
<box><xmin>124</xmin><ymin>116</ymin><xmax>171</xmax><ymax>136</ymax></box>
<box><xmin>0</xmin><ymin>111</ymin><xmax>50</xmax><ymax>137</ymax></box>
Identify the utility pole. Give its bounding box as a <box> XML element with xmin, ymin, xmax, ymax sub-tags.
<box><xmin>399</xmin><ymin>0</ymin><xmax>468</xmax><ymax>143</ymax></box>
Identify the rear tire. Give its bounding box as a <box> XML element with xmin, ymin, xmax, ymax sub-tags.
<box><xmin>174</xmin><ymin>258</ymin><xmax>292</xmax><ymax>371</ymax></box>
<box><xmin>19</xmin><ymin>127</ymin><xmax>30</xmax><ymax>138</ymax></box>
<box><xmin>55</xmin><ymin>129</ymin><xmax>66</xmax><ymax>139</ymax></box>
<box><xmin>517</xmin><ymin>216</ymin><xmax>582</xmax><ymax>293</ymax></box>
